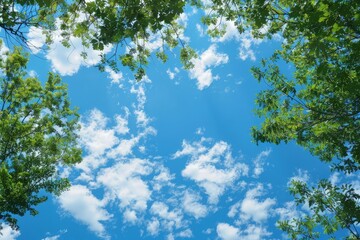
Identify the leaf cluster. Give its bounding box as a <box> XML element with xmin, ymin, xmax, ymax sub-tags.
<box><xmin>197</xmin><ymin>0</ymin><xmax>360</xmax><ymax>238</ymax></box>
<box><xmin>0</xmin><ymin>43</ymin><xmax>81</xmax><ymax>230</ymax></box>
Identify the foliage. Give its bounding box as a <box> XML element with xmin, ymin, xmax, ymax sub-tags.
<box><xmin>0</xmin><ymin>0</ymin><xmax>197</xmax><ymax>81</ymax></box>
<box><xmin>0</xmin><ymin>43</ymin><xmax>81</xmax><ymax>230</ymax></box>
<box><xmin>197</xmin><ymin>0</ymin><xmax>360</xmax><ymax>238</ymax></box>
<box><xmin>278</xmin><ymin>179</ymin><xmax>360</xmax><ymax>239</ymax></box>
<box><xmin>0</xmin><ymin>0</ymin><xmax>65</xmax><ymax>44</ymax></box>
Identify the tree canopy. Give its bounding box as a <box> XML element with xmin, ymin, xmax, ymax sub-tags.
<box><xmin>0</xmin><ymin>43</ymin><xmax>81</xmax><ymax>230</ymax></box>
<box><xmin>0</xmin><ymin>0</ymin><xmax>197</xmax><ymax>80</ymax></box>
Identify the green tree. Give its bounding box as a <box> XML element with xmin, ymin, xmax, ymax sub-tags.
<box><xmin>278</xmin><ymin>179</ymin><xmax>360</xmax><ymax>239</ymax></box>
<box><xmin>0</xmin><ymin>0</ymin><xmax>65</xmax><ymax>43</ymax></box>
<box><xmin>0</xmin><ymin>0</ymin><xmax>197</xmax><ymax>80</ymax></box>
<box><xmin>197</xmin><ymin>0</ymin><xmax>360</xmax><ymax>238</ymax></box>
<box><xmin>0</xmin><ymin>42</ymin><xmax>81</xmax><ymax>230</ymax></box>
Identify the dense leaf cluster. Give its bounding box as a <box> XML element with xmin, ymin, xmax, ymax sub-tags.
<box><xmin>196</xmin><ymin>0</ymin><xmax>360</xmax><ymax>238</ymax></box>
<box><xmin>0</xmin><ymin>0</ymin><xmax>198</xmax><ymax>80</ymax></box>
<box><xmin>0</xmin><ymin>44</ymin><xmax>81</xmax><ymax>230</ymax></box>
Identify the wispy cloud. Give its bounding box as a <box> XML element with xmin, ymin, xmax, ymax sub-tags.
<box><xmin>252</xmin><ymin>149</ymin><xmax>271</xmax><ymax>178</ymax></box>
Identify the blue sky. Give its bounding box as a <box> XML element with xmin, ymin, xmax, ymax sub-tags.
<box><xmin>1</xmin><ymin>5</ymin><xmax>358</xmax><ymax>240</ymax></box>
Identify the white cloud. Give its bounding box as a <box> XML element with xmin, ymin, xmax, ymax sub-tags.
<box><xmin>28</xmin><ymin>70</ymin><xmax>38</xmax><ymax>78</ymax></box>
<box><xmin>177</xmin><ymin>13</ymin><xmax>189</xmax><ymax>28</ymax></box>
<box><xmin>228</xmin><ymin>201</ymin><xmax>241</xmax><ymax>218</ymax></box>
<box><xmin>351</xmin><ymin>178</ymin><xmax>360</xmax><ymax>195</ymax></box>
<box><xmin>196</xmin><ymin>24</ymin><xmax>205</xmax><ymax>37</ymax></box>
<box><xmin>27</xmin><ymin>22</ymin><xmax>112</xmax><ymax>76</ymax></box>
<box><xmin>130</xmin><ymin>84</ymin><xmax>151</xmax><ymax>126</ymax></box>
<box><xmin>239</xmin><ymin>184</ymin><xmax>276</xmax><ymax>223</ymax></box>
<box><xmin>79</xmin><ymin>109</ymin><xmax>118</xmax><ymax>156</ymax></box>
<box><xmin>97</xmin><ymin>159</ymin><xmax>152</xmax><ymax>211</ymax></box>
<box><xmin>167</xmin><ymin>233</ymin><xmax>175</xmax><ymax>240</ymax></box>
<box><xmin>217</xmin><ymin>223</ymin><xmax>240</xmax><ymax>240</ymax></box>
<box><xmin>210</xmin><ymin>20</ymin><xmax>240</xmax><ymax>43</ymax></box>
<box><xmin>174</xmin><ymin>138</ymin><xmax>248</xmax><ymax>204</ymax></box>
<box><xmin>238</xmin><ymin>31</ymin><xmax>262</xmax><ymax>61</ymax></box>
<box><xmin>239</xmin><ymin>224</ymin><xmax>272</xmax><ymax>240</ymax></box>
<box><xmin>329</xmin><ymin>172</ymin><xmax>340</xmax><ymax>185</ymax></box>
<box><xmin>0</xmin><ymin>39</ymin><xmax>9</xmax><ymax>56</ymax></box>
<box><xmin>114</xmin><ymin>107</ymin><xmax>130</xmax><ymax>135</ymax></box>
<box><xmin>0</xmin><ymin>224</ymin><xmax>20</xmax><ymax>240</ymax></box>
<box><xmin>166</xmin><ymin>67</ymin><xmax>180</xmax><ymax>80</ymax></box>
<box><xmin>27</xmin><ymin>27</ymin><xmax>46</xmax><ymax>54</ymax></box>
<box><xmin>48</xmin><ymin>38</ymin><xmax>111</xmax><ymax>75</ymax></box>
<box><xmin>173</xmin><ymin>137</ymin><xmax>208</xmax><ymax>158</ymax></box>
<box><xmin>288</xmin><ymin>169</ymin><xmax>310</xmax><ymax>186</ymax></box>
<box><xmin>217</xmin><ymin>223</ymin><xmax>271</xmax><ymax>240</ymax></box>
<box><xmin>41</xmin><ymin>235</ymin><xmax>60</xmax><ymax>240</ymax></box>
<box><xmin>106</xmin><ymin>137</ymin><xmax>139</xmax><ymax>158</ymax></box>
<box><xmin>147</xmin><ymin>218</ymin><xmax>160</xmax><ymax>236</ymax></box>
<box><xmin>177</xmin><ymin>229</ymin><xmax>192</xmax><ymax>238</ymax></box>
<box><xmin>58</xmin><ymin>185</ymin><xmax>112</xmax><ymax>239</ymax></box>
<box><xmin>0</xmin><ymin>39</ymin><xmax>10</xmax><ymax>72</ymax></box>
<box><xmin>76</xmin><ymin>109</ymin><xmax>119</xmax><ymax>173</ymax></box>
<box><xmin>253</xmin><ymin>149</ymin><xmax>271</xmax><ymax>178</ymax></box>
<box><xmin>189</xmin><ymin>44</ymin><xmax>228</xmax><ymax>90</ymax></box>
<box><xmin>150</xmin><ymin>202</ymin><xmax>183</xmax><ymax>231</ymax></box>
<box><xmin>183</xmin><ymin>190</ymin><xmax>208</xmax><ymax>219</ymax></box>
<box><xmin>105</xmin><ymin>66</ymin><xmax>123</xmax><ymax>86</ymax></box>
<box><xmin>152</xmin><ymin>166</ymin><xmax>175</xmax><ymax>191</ymax></box>
<box><xmin>276</xmin><ymin>201</ymin><xmax>302</xmax><ymax>222</ymax></box>
<box><xmin>123</xmin><ymin>209</ymin><xmax>138</xmax><ymax>224</ymax></box>
<box><xmin>207</xmin><ymin>20</ymin><xmax>264</xmax><ymax>61</ymax></box>
<box><xmin>76</xmin><ymin>90</ymin><xmax>155</xmax><ymax>172</ymax></box>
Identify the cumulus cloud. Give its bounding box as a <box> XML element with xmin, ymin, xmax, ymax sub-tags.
<box><xmin>152</xmin><ymin>166</ymin><xmax>175</xmax><ymax>191</ymax></box>
<box><xmin>79</xmin><ymin>109</ymin><xmax>118</xmax><ymax>157</ymax></box>
<box><xmin>123</xmin><ymin>209</ymin><xmax>138</xmax><ymax>224</ymax></box>
<box><xmin>27</xmin><ymin>24</ymin><xmax>112</xmax><ymax>76</ymax></box>
<box><xmin>238</xmin><ymin>184</ymin><xmax>276</xmax><ymax>223</ymax></box>
<box><xmin>76</xmin><ymin>109</ymin><xmax>118</xmax><ymax>173</ymax></box>
<box><xmin>174</xmin><ymin>138</ymin><xmax>248</xmax><ymax>204</ymax></box>
<box><xmin>147</xmin><ymin>218</ymin><xmax>160</xmax><ymax>236</ymax></box>
<box><xmin>217</xmin><ymin>223</ymin><xmax>271</xmax><ymax>240</ymax></box>
<box><xmin>97</xmin><ymin>159</ymin><xmax>153</xmax><ymax>212</ymax></box>
<box><xmin>27</xmin><ymin>27</ymin><xmax>46</xmax><ymax>54</ymax></box>
<box><xmin>58</xmin><ymin>185</ymin><xmax>112</xmax><ymax>239</ymax></box>
<box><xmin>228</xmin><ymin>184</ymin><xmax>276</xmax><ymax>228</ymax></box>
<box><xmin>217</xmin><ymin>223</ymin><xmax>240</xmax><ymax>240</ymax></box>
<box><xmin>76</xmin><ymin>85</ymin><xmax>156</xmax><ymax>174</ymax></box>
<box><xmin>150</xmin><ymin>202</ymin><xmax>184</xmax><ymax>231</ymax></box>
<box><xmin>183</xmin><ymin>190</ymin><xmax>208</xmax><ymax>219</ymax></box>
<box><xmin>189</xmin><ymin>44</ymin><xmax>228</xmax><ymax>90</ymax></box>
<box><xmin>0</xmin><ymin>224</ymin><xmax>20</xmax><ymax>240</ymax></box>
